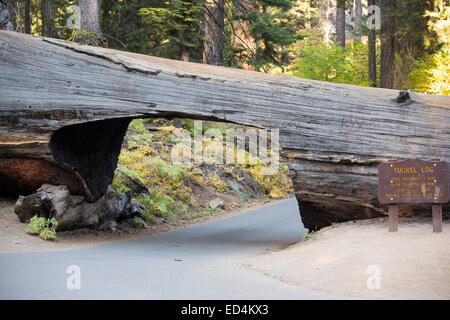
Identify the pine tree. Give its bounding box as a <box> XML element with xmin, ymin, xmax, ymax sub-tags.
<box><xmin>233</xmin><ymin>0</ymin><xmax>298</xmax><ymax>70</ymax></box>
<box><xmin>139</xmin><ymin>0</ymin><xmax>207</xmax><ymax>61</ymax></box>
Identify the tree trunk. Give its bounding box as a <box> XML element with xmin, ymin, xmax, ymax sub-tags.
<box><xmin>180</xmin><ymin>36</ymin><xmax>190</xmax><ymax>62</ymax></box>
<box><xmin>0</xmin><ymin>0</ymin><xmax>14</xmax><ymax>31</ymax></box>
<box><xmin>24</xmin><ymin>0</ymin><xmax>30</xmax><ymax>34</ymax></box>
<box><xmin>368</xmin><ymin>0</ymin><xmax>377</xmax><ymax>86</ymax></box>
<box><xmin>380</xmin><ymin>0</ymin><xmax>396</xmax><ymax>89</ymax></box>
<box><xmin>354</xmin><ymin>0</ymin><xmax>362</xmax><ymax>42</ymax></box>
<box><xmin>41</xmin><ymin>0</ymin><xmax>57</xmax><ymax>38</ymax></box>
<box><xmin>232</xmin><ymin>0</ymin><xmax>255</xmax><ymax>69</ymax></box>
<box><xmin>1</xmin><ymin>31</ymin><xmax>449</xmax><ymax>230</ymax></box>
<box><xmin>319</xmin><ymin>0</ymin><xmax>336</xmax><ymax>43</ymax></box>
<box><xmin>76</xmin><ymin>0</ymin><xmax>103</xmax><ymax>45</ymax></box>
<box><xmin>203</xmin><ymin>0</ymin><xmax>224</xmax><ymax>65</ymax></box>
<box><xmin>336</xmin><ymin>0</ymin><xmax>346</xmax><ymax>47</ymax></box>
<box><xmin>305</xmin><ymin>0</ymin><xmax>311</xmax><ymax>29</ymax></box>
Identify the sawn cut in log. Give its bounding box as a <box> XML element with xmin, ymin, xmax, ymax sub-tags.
<box><xmin>1</xmin><ymin>31</ymin><xmax>449</xmax><ymax>229</ymax></box>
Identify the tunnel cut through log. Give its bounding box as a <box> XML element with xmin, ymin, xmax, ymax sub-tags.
<box><xmin>1</xmin><ymin>31</ymin><xmax>449</xmax><ymax>229</ymax></box>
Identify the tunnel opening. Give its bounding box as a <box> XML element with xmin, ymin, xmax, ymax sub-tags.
<box><xmin>44</xmin><ymin>115</ymin><xmax>294</xmax><ymax>226</ymax></box>
<box><xmin>108</xmin><ymin>117</ymin><xmax>295</xmax><ymax>223</ymax></box>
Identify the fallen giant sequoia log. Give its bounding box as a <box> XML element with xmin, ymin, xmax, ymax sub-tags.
<box><xmin>1</xmin><ymin>31</ymin><xmax>449</xmax><ymax>229</ymax></box>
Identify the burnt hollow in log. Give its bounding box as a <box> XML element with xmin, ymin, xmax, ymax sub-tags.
<box><xmin>0</xmin><ymin>157</ymin><xmax>86</xmax><ymax>197</ymax></box>
<box><xmin>49</xmin><ymin>118</ymin><xmax>132</xmax><ymax>201</ymax></box>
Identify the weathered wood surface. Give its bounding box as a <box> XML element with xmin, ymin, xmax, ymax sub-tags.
<box><xmin>1</xmin><ymin>31</ymin><xmax>449</xmax><ymax>229</ymax></box>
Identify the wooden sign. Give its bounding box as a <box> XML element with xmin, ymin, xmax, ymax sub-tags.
<box><xmin>378</xmin><ymin>159</ymin><xmax>449</xmax><ymax>233</ymax></box>
<box><xmin>378</xmin><ymin>159</ymin><xmax>449</xmax><ymax>204</ymax></box>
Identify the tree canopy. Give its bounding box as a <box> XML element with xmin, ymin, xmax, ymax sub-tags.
<box><xmin>1</xmin><ymin>0</ymin><xmax>449</xmax><ymax>94</ymax></box>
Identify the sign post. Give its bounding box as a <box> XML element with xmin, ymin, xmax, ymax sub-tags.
<box><xmin>432</xmin><ymin>204</ymin><xmax>443</xmax><ymax>233</ymax></box>
<box><xmin>388</xmin><ymin>204</ymin><xmax>398</xmax><ymax>232</ymax></box>
<box><xmin>378</xmin><ymin>159</ymin><xmax>449</xmax><ymax>232</ymax></box>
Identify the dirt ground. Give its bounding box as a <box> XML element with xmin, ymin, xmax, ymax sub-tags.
<box><xmin>0</xmin><ymin>197</ymin><xmax>281</xmax><ymax>253</ymax></box>
<box><xmin>242</xmin><ymin>217</ymin><xmax>450</xmax><ymax>300</ymax></box>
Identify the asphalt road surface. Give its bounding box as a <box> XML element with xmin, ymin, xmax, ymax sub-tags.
<box><xmin>0</xmin><ymin>198</ymin><xmax>345</xmax><ymax>299</ymax></box>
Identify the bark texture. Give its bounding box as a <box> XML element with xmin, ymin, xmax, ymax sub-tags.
<box><xmin>232</xmin><ymin>0</ymin><xmax>255</xmax><ymax>69</ymax></box>
<box><xmin>336</xmin><ymin>0</ymin><xmax>346</xmax><ymax>47</ymax></box>
<box><xmin>0</xmin><ymin>0</ymin><xmax>13</xmax><ymax>31</ymax></box>
<box><xmin>203</xmin><ymin>0</ymin><xmax>224</xmax><ymax>65</ymax></box>
<box><xmin>368</xmin><ymin>0</ymin><xmax>377</xmax><ymax>87</ymax></box>
<box><xmin>380</xmin><ymin>0</ymin><xmax>396</xmax><ymax>89</ymax></box>
<box><xmin>319</xmin><ymin>0</ymin><xmax>336</xmax><ymax>43</ymax></box>
<box><xmin>76</xmin><ymin>0</ymin><xmax>103</xmax><ymax>45</ymax></box>
<box><xmin>1</xmin><ymin>31</ymin><xmax>449</xmax><ymax>229</ymax></box>
<box><xmin>41</xmin><ymin>0</ymin><xmax>57</xmax><ymax>38</ymax></box>
<box><xmin>24</xmin><ymin>0</ymin><xmax>30</xmax><ymax>34</ymax></box>
<box><xmin>354</xmin><ymin>0</ymin><xmax>362</xmax><ymax>42</ymax></box>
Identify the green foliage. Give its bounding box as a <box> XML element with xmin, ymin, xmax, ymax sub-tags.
<box><xmin>112</xmin><ymin>117</ymin><xmax>294</xmax><ymax>226</ymax></box>
<box><xmin>138</xmin><ymin>0</ymin><xmax>206</xmax><ymax>61</ymax></box>
<box><xmin>146</xmin><ymin>157</ymin><xmax>187</xmax><ymax>188</ymax></box>
<box><xmin>426</xmin><ymin>0</ymin><xmax>450</xmax><ymax>50</ymax></box>
<box><xmin>407</xmin><ymin>0</ymin><xmax>450</xmax><ymax>96</ymax></box>
<box><xmin>20</xmin><ymin>0</ymin><xmax>450</xmax><ymax>92</ymax></box>
<box><xmin>239</xmin><ymin>195</ymin><xmax>250</xmax><ymax>202</ymax></box>
<box><xmin>26</xmin><ymin>216</ymin><xmax>58</xmax><ymax>241</ymax></box>
<box><xmin>246</xmin><ymin>163</ymin><xmax>292</xmax><ymax>198</ymax></box>
<box><xmin>181</xmin><ymin>119</ymin><xmax>229</xmax><ymax>137</ymax></box>
<box><xmin>238</xmin><ymin>0</ymin><xmax>298</xmax><ymax>70</ymax></box>
<box><xmin>26</xmin><ymin>216</ymin><xmax>47</xmax><ymax>235</ymax></box>
<box><xmin>101</xmin><ymin>0</ymin><xmax>158</xmax><ymax>53</ymax></box>
<box><xmin>150</xmin><ymin>192</ymin><xmax>175</xmax><ymax>218</ymax></box>
<box><xmin>189</xmin><ymin>213</ymin><xmax>209</xmax><ymax>219</ymax></box>
<box><xmin>133</xmin><ymin>216</ymin><xmax>149</xmax><ymax>229</ymax></box>
<box><xmin>302</xmin><ymin>232</ymin><xmax>311</xmax><ymax>240</ymax></box>
<box><xmin>293</xmin><ymin>34</ymin><xmax>372</xmax><ymax>86</ymax></box>
<box><xmin>129</xmin><ymin>118</ymin><xmax>148</xmax><ymax>133</ymax></box>
<box><xmin>111</xmin><ymin>175</ymin><xmax>131</xmax><ymax>194</ymax></box>
<box><xmin>206</xmin><ymin>171</ymin><xmax>229</xmax><ymax>193</ymax></box>
<box><xmin>39</xmin><ymin>227</ymin><xmax>57</xmax><ymax>241</ymax></box>
<box><xmin>410</xmin><ymin>49</ymin><xmax>450</xmax><ymax>96</ymax></box>
<box><xmin>135</xmin><ymin>192</ymin><xmax>185</xmax><ymax>221</ymax></box>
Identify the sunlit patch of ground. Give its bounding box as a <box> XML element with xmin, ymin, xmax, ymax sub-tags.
<box><xmin>243</xmin><ymin>217</ymin><xmax>450</xmax><ymax>300</ymax></box>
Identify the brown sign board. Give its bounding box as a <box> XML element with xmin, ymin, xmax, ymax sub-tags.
<box><xmin>378</xmin><ymin>159</ymin><xmax>449</xmax><ymax>204</ymax></box>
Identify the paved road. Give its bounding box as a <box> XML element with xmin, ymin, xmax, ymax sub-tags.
<box><xmin>0</xmin><ymin>199</ymin><xmax>345</xmax><ymax>299</ymax></box>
